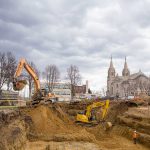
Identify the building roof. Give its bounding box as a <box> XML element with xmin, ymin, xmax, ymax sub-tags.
<box><xmin>129</xmin><ymin>71</ymin><xmax>148</xmax><ymax>80</ymax></box>
<box><xmin>112</xmin><ymin>70</ymin><xmax>148</xmax><ymax>85</ymax></box>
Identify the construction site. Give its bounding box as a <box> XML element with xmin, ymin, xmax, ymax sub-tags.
<box><xmin>0</xmin><ymin>94</ymin><xmax>150</xmax><ymax>150</ymax></box>
<box><xmin>1</xmin><ymin>0</ymin><xmax>150</xmax><ymax>149</ymax></box>
<box><xmin>0</xmin><ymin>56</ymin><xmax>149</xmax><ymax>150</ymax></box>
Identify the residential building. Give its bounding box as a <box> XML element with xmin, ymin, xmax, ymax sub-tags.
<box><xmin>74</xmin><ymin>80</ymin><xmax>89</xmax><ymax>98</ymax></box>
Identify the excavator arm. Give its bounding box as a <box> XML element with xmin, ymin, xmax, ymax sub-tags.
<box><xmin>86</xmin><ymin>100</ymin><xmax>109</xmax><ymax>120</ymax></box>
<box><xmin>101</xmin><ymin>100</ymin><xmax>109</xmax><ymax>119</ymax></box>
<box><xmin>13</xmin><ymin>58</ymin><xmax>58</xmax><ymax>105</ymax></box>
<box><xmin>13</xmin><ymin>58</ymin><xmax>40</xmax><ymax>92</ymax></box>
<box><xmin>76</xmin><ymin>100</ymin><xmax>110</xmax><ymax>123</ymax></box>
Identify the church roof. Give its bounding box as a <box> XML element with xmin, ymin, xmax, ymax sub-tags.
<box><xmin>129</xmin><ymin>71</ymin><xmax>148</xmax><ymax>79</ymax></box>
<box><xmin>113</xmin><ymin>75</ymin><xmax>124</xmax><ymax>82</ymax></box>
<box><xmin>112</xmin><ymin>70</ymin><xmax>148</xmax><ymax>84</ymax></box>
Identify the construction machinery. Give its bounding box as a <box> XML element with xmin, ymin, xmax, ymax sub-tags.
<box><xmin>76</xmin><ymin>100</ymin><xmax>111</xmax><ymax>128</ymax></box>
<box><xmin>13</xmin><ymin>58</ymin><xmax>58</xmax><ymax>105</ymax></box>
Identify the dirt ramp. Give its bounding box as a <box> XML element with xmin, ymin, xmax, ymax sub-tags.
<box><xmin>25</xmin><ymin>105</ymin><xmax>96</xmax><ymax>142</ymax></box>
<box><xmin>27</xmin><ymin>105</ymin><xmax>70</xmax><ymax>135</ymax></box>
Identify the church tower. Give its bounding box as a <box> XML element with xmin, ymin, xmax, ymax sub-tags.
<box><xmin>107</xmin><ymin>56</ymin><xmax>115</xmax><ymax>96</ymax></box>
<box><xmin>122</xmin><ymin>57</ymin><xmax>130</xmax><ymax>76</ymax></box>
<box><xmin>108</xmin><ymin>56</ymin><xmax>115</xmax><ymax>79</ymax></box>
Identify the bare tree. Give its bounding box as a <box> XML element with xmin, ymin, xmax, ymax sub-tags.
<box><xmin>5</xmin><ymin>52</ymin><xmax>16</xmax><ymax>91</ymax></box>
<box><xmin>66</xmin><ymin>65</ymin><xmax>81</xmax><ymax>100</ymax></box>
<box><xmin>0</xmin><ymin>52</ymin><xmax>7</xmax><ymax>94</ymax></box>
<box><xmin>43</xmin><ymin>65</ymin><xmax>60</xmax><ymax>92</ymax></box>
<box><xmin>0</xmin><ymin>51</ymin><xmax>17</xmax><ymax>94</ymax></box>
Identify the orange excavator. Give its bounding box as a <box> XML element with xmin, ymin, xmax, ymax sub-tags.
<box><xmin>13</xmin><ymin>58</ymin><xmax>58</xmax><ymax>105</ymax></box>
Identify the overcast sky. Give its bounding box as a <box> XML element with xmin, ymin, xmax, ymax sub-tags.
<box><xmin>0</xmin><ymin>0</ymin><xmax>150</xmax><ymax>92</ymax></box>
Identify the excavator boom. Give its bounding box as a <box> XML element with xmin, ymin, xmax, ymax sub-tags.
<box><xmin>12</xmin><ymin>58</ymin><xmax>43</xmax><ymax>104</ymax></box>
<box><xmin>85</xmin><ymin>100</ymin><xmax>109</xmax><ymax>120</ymax></box>
<box><xmin>13</xmin><ymin>58</ymin><xmax>58</xmax><ymax>105</ymax></box>
<box><xmin>76</xmin><ymin>100</ymin><xmax>110</xmax><ymax>124</ymax></box>
<box><xmin>13</xmin><ymin>58</ymin><xmax>40</xmax><ymax>92</ymax></box>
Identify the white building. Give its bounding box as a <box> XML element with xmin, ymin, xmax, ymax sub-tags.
<box><xmin>41</xmin><ymin>82</ymin><xmax>71</xmax><ymax>101</ymax></box>
<box><xmin>53</xmin><ymin>83</ymin><xmax>71</xmax><ymax>101</ymax></box>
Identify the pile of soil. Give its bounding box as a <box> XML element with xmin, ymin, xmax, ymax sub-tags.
<box><xmin>24</xmin><ymin>104</ymin><xmax>96</xmax><ymax>142</ymax></box>
<box><xmin>27</xmin><ymin>105</ymin><xmax>71</xmax><ymax>135</ymax></box>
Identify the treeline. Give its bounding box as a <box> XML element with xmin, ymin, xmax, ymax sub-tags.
<box><xmin>0</xmin><ymin>51</ymin><xmax>81</xmax><ymax>99</ymax></box>
<box><xmin>0</xmin><ymin>52</ymin><xmax>16</xmax><ymax>92</ymax></box>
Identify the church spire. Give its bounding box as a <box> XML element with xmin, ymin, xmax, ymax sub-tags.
<box><xmin>110</xmin><ymin>55</ymin><xmax>114</xmax><ymax>68</ymax></box>
<box><xmin>124</xmin><ymin>56</ymin><xmax>128</xmax><ymax>69</ymax></box>
<box><xmin>108</xmin><ymin>56</ymin><xmax>115</xmax><ymax>78</ymax></box>
<box><xmin>122</xmin><ymin>56</ymin><xmax>130</xmax><ymax>76</ymax></box>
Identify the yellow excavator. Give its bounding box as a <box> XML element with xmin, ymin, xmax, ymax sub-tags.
<box><xmin>76</xmin><ymin>100</ymin><xmax>111</xmax><ymax>128</ymax></box>
<box><xmin>13</xmin><ymin>58</ymin><xmax>58</xmax><ymax>105</ymax></box>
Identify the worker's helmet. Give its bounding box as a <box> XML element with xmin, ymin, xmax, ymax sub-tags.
<box><xmin>134</xmin><ymin>130</ymin><xmax>137</xmax><ymax>133</ymax></box>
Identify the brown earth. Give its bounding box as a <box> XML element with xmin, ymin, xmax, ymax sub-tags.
<box><xmin>23</xmin><ymin>105</ymin><xmax>96</xmax><ymax>143</ymax></box>
<box><xmin>0</xmin><ymin>101</ymin><xmax>150</xmax><ymax>150</ymax></box>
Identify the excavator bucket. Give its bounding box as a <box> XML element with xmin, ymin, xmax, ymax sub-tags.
<box><xmin>13</xmin><ymin>80</ymin><xmax>27</xmax><ymax>91</ymax></box>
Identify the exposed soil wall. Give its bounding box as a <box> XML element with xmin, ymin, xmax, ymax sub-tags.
<box><xmin>115</xmin><ymin>107</ymin><xmax>150</xmax><ymax>148</ymax></box>
<box><xmin>0</xmin><ymin>110</ymin><xmax>27</xmax><ymax>150</ymax></box>
<box><xmin>0</xmin><ymin>101</ymin><xmax>149</xmax><ymax>150</ymax></box>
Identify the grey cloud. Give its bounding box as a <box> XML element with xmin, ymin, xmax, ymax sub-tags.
<box><xmin>0</xmin><ymin>0</ymin><xmax>150</xmax><ymax>90</ymax></box>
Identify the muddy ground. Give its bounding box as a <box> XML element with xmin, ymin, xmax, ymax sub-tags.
<box><xmin>0</xmin><ymin>100</ymin><xmax>150</xmax><ymax>150</ymax></box>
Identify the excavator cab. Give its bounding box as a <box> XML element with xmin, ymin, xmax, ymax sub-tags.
<box><xmin>77</xmin><ymin>113</ymin><xmax>89</xmax><ymax>123</ymax></box>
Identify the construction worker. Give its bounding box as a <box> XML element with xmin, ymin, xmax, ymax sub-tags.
<box><xmin>132</xmin><ymin>130</ymin><xmax>139</xmax><ymax>144</ymax></box>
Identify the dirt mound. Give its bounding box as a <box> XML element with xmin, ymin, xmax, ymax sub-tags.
<box><xmin>28</xmin><ymin>105</ymin><xmax>69</xmax><ymax>134</ymax></box>
<box><xmin>26</xmin><ymin>105</ymin><xmax>72</xmax><ymax>135</ymax></box>
<box><xmin>25</xmin><ymin>105</ymin><xmax>96</xmax><ymax>142</ymax></box>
